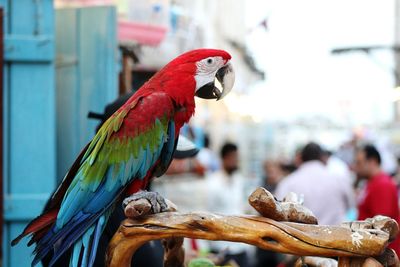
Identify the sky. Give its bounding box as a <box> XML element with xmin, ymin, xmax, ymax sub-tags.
<box><xmin>239</xmin><ymin>0</ymin><xmax>396</xmax><ymax>126</ymax></box>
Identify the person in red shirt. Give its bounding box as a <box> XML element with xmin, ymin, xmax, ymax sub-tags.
<box><xmin>353</xmin><ymin>144</ymin><xmax>400</xmax><ymax>255</ymax></box>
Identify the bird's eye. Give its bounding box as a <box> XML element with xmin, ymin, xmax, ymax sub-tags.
<box><xmin>206</xmin><ymin>58</ymin><xmax>213</xmax><ymax>64</ymax></box>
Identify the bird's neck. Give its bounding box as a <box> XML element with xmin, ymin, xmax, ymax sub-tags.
<box><xmin>174</xmin><ymin>101</ymin><xmax>195</xmax><ymax>130</ymax></box>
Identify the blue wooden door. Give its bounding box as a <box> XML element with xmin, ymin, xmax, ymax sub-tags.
<box><xmin>1</xmin><ymin>1</ymin><xmax>56</xmax><ymax>266</ymax></box>
<box><xmin>56</xmin><ymin>6</ymin><xmax>118</xmax><ymax>180</ymax></box>
<box><xmin>2</xmin><ymin>3</ymin><xmax>118</xmax><ymax>266</ymax></box>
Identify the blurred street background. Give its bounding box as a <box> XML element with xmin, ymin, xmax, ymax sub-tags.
<box><xmin>3</xmin><ymin>0</ymin><xmax>400</xmax><ymax>266</ymax></box>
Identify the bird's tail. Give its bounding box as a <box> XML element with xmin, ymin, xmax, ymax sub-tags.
<box><xmin>31</xmin><ymin>208</ymin><xmax>112</xmax><ymax>267</ymax></box>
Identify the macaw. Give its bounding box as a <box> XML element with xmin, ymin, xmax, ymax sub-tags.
<box><xmin>12</xmin><ymin>49</ymin><xmax>235</xmax><ymax>267</ymax></box>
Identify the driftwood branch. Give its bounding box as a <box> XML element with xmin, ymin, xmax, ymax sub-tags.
<box><xmin>106</xmin><ymin>213</ymin><xmax>395</xmax><ymax>267</ymax></box>
<box><xmin>106</xmin><ymin>188</ymin><xmax>399</xmax><ymax>267</ymax></box>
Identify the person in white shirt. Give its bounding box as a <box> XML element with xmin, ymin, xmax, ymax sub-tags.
<box><xmin>207</xmin><ymin>142</ymin><xmax>250</xmax><ymax>267</ymax></box>
<box><xmin>275</xmin><ymin>142</ymin><xmax>354</xmax><ymax>225</ymax></box>
<box><xmin>323</xmin><ymin>150</ymin><xmax>352</xmax><ymax>180</ymax></box>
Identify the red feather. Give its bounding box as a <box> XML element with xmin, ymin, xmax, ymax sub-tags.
<box><xmin>126</xmin><ymin>165</ymin><xmax>155</xmax><ymax>195</ymax></box>
<box><xmin>11</xmin><ymin>209</ymin><xmax>58</xmax><ymax>246</ymax></box>
<box><xmin>27</xmin><ymin>224</ymin><xmax>52</xmax><ymax>246</ymax></box>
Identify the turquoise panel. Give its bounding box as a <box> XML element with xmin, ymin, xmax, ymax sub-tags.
<box><xmin>56</xmin><ymin>6</ymin><xmax>118</xmax><ymax>180</ymax></box>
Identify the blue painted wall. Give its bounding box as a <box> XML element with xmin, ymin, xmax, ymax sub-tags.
<box><xmin>2</xmin><ymin>2</ymin><xmax>118</xmax><ymax>266</ymax></box>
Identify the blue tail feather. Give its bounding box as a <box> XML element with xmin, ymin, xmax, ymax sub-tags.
<box><xmin>32</xmin><ymin>212</ymin><xmax>94</xmax><ymax>266</ymax></box>
<box><xmin>80</xmin><ymin>225</ymin><xmax>95</xmax><ymax>267</ymax></box>
<box><xmin>47</xmin><ymin>213</ymin><xmax>99</xmax><ymax>267</ymax></box>
<box><xmin>68</xmin><ymin>212</ymin><xmax>110</xmax><ymax>267</ymax></box>
<box><xmin>88</xmin><ymin>213</ymin><xmax>109</xmax><ymax>267</ymax></box>
<box><xmin>70</xmin><ymin>239</ymin><xmax>83</xmax><ymax>267</ymax></box>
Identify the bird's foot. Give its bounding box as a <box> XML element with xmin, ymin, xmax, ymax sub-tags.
<box><xmin>122</xmin><ymin>191</ymin><xmax>171</xmax><ymax>218</ymax></box>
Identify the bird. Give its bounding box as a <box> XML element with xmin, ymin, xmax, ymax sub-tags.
<box><xmin>11</xmin><ymin>48</ymin><xmax>235</xmax><ymax>267</ymax></box>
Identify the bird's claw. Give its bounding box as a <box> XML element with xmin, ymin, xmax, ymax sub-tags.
<box><xmin>122</xmin><ymin>190</ymin><xmax>168</xmax><ymax>214</ymax></box>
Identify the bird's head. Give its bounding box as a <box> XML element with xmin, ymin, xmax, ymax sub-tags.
<box><xmin>156</xmin><ymin>49</ymin><xmax>235</xmax><ymax>102</ymax></box>
<box><xmin>191</xmin><ymin>49</ymin><xmax>235</xmax><ymax>100</ymax></box>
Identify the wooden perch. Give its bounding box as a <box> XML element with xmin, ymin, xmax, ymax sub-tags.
<box><xmin>106</xmin><ymin>188</ymin><xmax>399</xmax><ymax>267</ymax></box>
<box><xmin>106</xmin><ymin>213</ymin><xmax>395</xmax><ymax>266</ymax></box>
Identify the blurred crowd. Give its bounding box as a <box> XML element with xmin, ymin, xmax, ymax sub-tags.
<box><xmin>152</xmin><ymin>132</ymin><xmax>400</xmax><ymax>267</ymax></box>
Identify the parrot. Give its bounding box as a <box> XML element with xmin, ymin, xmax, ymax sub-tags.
<box><xmin>11</xmin><ymin>48</ymin><xmax>235</xmax><ymax>267</ymax></box>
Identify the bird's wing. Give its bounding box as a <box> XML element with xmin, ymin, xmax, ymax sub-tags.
<box><xmin>56</xmin><ymin>90</ymin><xmax>176</xmax><ymax>227</ymax></box>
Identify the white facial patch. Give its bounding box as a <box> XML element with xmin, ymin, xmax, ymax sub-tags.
<box><xmin>194</xmin><ymin>56</ymin><xmax>224</xmax><ymax>91</ymax></box>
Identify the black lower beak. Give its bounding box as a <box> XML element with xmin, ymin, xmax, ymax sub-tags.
<box><xmin>195</xmin><ymin>65</ymin><xmax>229</xmax><ymax>100</ymax></box>
<box><xmin>195</xmin><ymin>82</ymin><xmax>221</xmax><ymax>99</ymax></box>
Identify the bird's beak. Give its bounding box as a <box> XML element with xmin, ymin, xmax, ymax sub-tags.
<box><xmin>195</xmin><ymin>62</ymin><xmax>235</xmax><ymax>100</ymax></box>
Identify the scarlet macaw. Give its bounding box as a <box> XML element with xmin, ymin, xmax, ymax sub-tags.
<box><xmin>12</xmin><ymin>49</ymin><xmax>235</xmax><ymax>267</ymax></box>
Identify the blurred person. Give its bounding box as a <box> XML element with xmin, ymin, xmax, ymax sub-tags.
<box><xmin>293</xmin><ymin>148</ymin><xmax>303</xmax><ymax>168</ymax></box>
<box><xmin>196</xmin><ymin>134</ymin><xmax>220</xmax><ymax>173</ymax></box>
<box><xmin>336</xmin><ymin>128</ymin><xmax>365</xmax><ymax>166</ymax></box>
<box><xmin>337</xmin><ymin>129</ymin><xmax>398</xmax><ymax>176</ymax></box>
<box><xmin>262</xmin><ymin>160</ymin><xmax>285</xmax><ymax>193</ymax></box>
<box><xmin>322</xmin><ymin>150</ymin><xmax>352</xmax><ymax>180</ymax></box>
<box><xmin>375</xmin><ymin>139</ymin><xmax>398</xmax><ymax>176</ymax></box>
<box><xmin>353</xmin><ymin>144</ymin><xmax>400</xmax><ymax>255</ymax></box>
<box><xmin>207</xmin><ymin>142</ymin><xmax>251</xmax><ymax>267</ymax></box>
<box><xmin>280</xmin><ymin>163</ymin><xmax>297</xmax><ymax>176</ymax></box>
<box><xmin>275</xmin><ymin>142</ymin><xmax>354</xmax><ymax>225</ymax></box>
<box><xmin>255</xmin><ymin>160</ymin><xmax>283</xmax><ymax>267</ymax></box>
<box><xmin>322</xmin><ymin>149</ymin><xmax>356</xmax><ymax>221</ymax></box>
